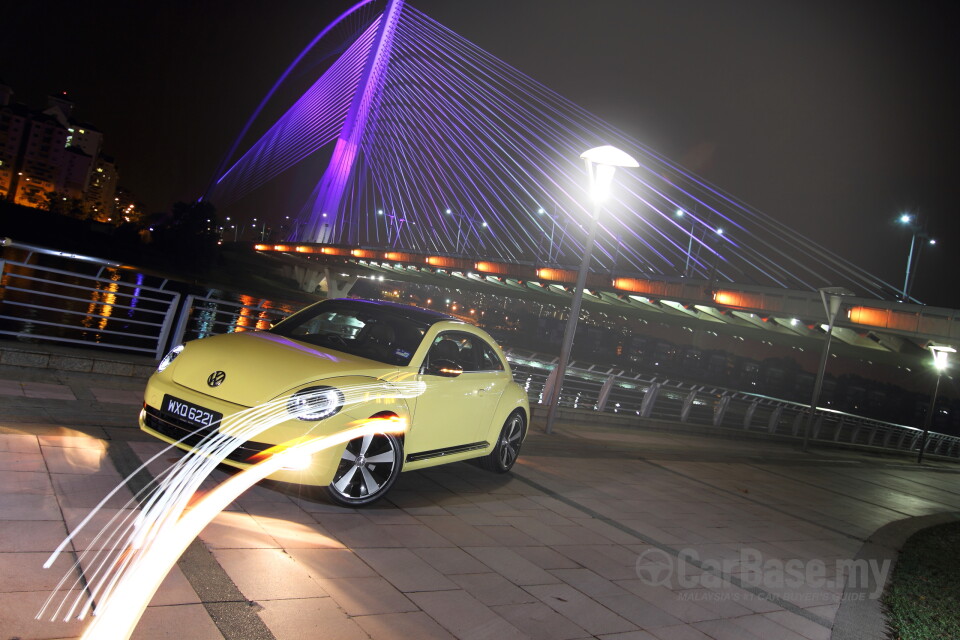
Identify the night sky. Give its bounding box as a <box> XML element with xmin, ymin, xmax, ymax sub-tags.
<box><xmin>3</xmin><ymin>1</ymin><xmax>957</xmax><ymax>305</ymax></box>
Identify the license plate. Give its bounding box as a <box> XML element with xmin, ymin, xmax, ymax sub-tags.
<box><xmin>162</xmin><ymin>394</ymin><xmax>223</xmax><ymax>429</ymax></box>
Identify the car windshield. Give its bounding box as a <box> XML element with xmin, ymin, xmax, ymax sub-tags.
<box><xmin>269</xmin><ymin>301</ymin><xmax>427</xmax><ymax>366</ymax></box>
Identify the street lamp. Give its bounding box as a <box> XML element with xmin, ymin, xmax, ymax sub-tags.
<box><xmin>535</xmin><ymin>207</ymin><xmax>559</xmax><ymax>263</ymax></box>
<box><xmin>444</xmin><ymin>209</ymin><xmax>485</xmax><ymax>253</ymax></box>
<box><xmin>544</xmin><ymin>145</ymin><xmax>638</xmax><ymax>435</ymax></box>
<box><xmin>897</xmin><ymin>213</ymin><xmax>936</xmax><ymax>302</ymax></box>
<box><xmin>676</xmin><ymin>208</ymin><xmax>694</xmax><ymax>276</ymax></box>
<box><xmin>802</xmin><ymin>286</ymin><xmax>855</xmax><ymax>451</ymax></box>
<box><xmin>918</xmin><ymin>343</ymin><xmax>955</xmax><ymax>463</ymax></box>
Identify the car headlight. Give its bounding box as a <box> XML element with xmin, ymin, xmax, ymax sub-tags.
<box><xmin>157</xmin><ymin>345</ymin><xmax>184</xmax><ymax>372</ymax></box>
<box><xmin>287</xmin><ymin>386</ymin><xmax>344</xmax><ymax>421</ymax></box>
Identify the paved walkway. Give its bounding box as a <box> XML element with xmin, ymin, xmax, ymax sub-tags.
<box><xmin>1</xmin><ymin>361</ymin><xmax>960</xmax><ymax>640</ymax></box>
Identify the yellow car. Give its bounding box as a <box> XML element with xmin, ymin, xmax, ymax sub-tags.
<box><xmin>140</xmin><ymin>298</ymin><xmax>530</xmax><ymax>506</ymax></box>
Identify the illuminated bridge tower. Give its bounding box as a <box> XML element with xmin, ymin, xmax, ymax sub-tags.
<box><xmin>300</xmin><ymin>0</ymin><xmax>403</xmax><ymax>244</ymax></box>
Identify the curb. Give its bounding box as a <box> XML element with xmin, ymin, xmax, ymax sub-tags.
<box><xmin>831</xmin><ymin>511</ymin><xmax>960</xmax><ymax>640</ymax></box>
<box><xmin>0</xmin><ymin>340</ymin><xmax>156</xmax><ymax>378</ymax></box>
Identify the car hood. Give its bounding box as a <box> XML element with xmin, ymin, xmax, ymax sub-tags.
<box><xmin>170</xmin><ymin>332</ymin><xmax>398</xmax><ymax>406</ymax></box>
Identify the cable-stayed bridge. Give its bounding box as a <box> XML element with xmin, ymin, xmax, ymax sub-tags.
<box><xmin>205</xmin><ymin>0</ymin><xmax>960</xmax><ymax>358</ymax></box>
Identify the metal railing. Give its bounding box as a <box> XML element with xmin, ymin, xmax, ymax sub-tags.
<box><xmin>0</xmin><ymin>239</ymin><xmax>292</xmax><ymax>360</ymax></box>
<box><xmin>170</xmin><ymin>294</ymin><xmax>292</xmax><ymax>346</ymax></box>
<box><xmin>504</xmin><ymin>347</ymin><xmax>960</xmax><ymax>460</ymax></box>
<box><xmin>0</xmin><ymin>242</ymin><xmax>180</xmax><ymax>359</ymax></box>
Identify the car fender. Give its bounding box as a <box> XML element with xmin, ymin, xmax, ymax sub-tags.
<box><xmin>480</xmin><ymin>382</ymin><xmax>530</xmax><ymax>449</ymax></box>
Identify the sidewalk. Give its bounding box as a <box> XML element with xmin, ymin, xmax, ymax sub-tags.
<box><xmin>2</xmin><ymin>358</ymin><xmax>960</xmax><ymax>639</ymax></box>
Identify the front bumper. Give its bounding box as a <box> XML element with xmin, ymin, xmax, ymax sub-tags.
<box><xmin>139</xmin><ymin>377</ymin><xmax>350</xmax><ymax>487</ymax></box>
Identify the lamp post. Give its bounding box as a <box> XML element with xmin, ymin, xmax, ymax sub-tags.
<box><xmin>676</xmin><ymin>209</ymin><xmax>694</xmax><ymax>277</ymax></box>
<box><xmin>444</xmin><ymin>209</ymin><xmax>485</xmax><ymax>253</ymax></box>
<box><xmin>536</xmin><ymin>207</ymin><xmax>559</xmax><ymax>263</ymax></box>
<box><xmin>898</xmin><ymin>213</ymin><xmax>936</xmax><ymax>302</ymax></box>
<box><xmin>544</xmin><ymin>145</ymin><xmax>638</xmax><ymax>435</ymax></box>
<box><xmin>802</xmin><ymin>286</ymin><xmax>855</xmax><ymax>451</ymax></box>
<box><xmin>918</xmin><ymin>344</ymin><xmax>955</xmax><ymax>463</ymax></box>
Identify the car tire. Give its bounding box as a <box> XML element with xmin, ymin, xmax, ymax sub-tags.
<box><xmin>326</xmin><ymin>433</ymin><xmax>403</xmax><ymax>507</ymax></box>
<box><xmin>479</xmin><ymin>411</ymin><xmax>525</xmax><ymax>473</ymax></box>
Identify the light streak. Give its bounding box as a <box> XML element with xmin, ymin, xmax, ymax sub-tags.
<box><xmin>39</xmin><ymin>381</ymin><xmax>423</xmax><ymax>638</ymax></box>
<box><xmin>79</xmin><ymin>418</ymin><xmax>406</xmax><ymax>640</ymax></box>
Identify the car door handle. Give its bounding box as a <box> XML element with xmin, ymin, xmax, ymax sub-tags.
<box><xmin>476</xmin><ymin>388</ymin><xmax>485</xmax><ymax>396</ymax></box>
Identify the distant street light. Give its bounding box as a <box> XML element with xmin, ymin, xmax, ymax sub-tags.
<box><xmin>544</xmin><ymin>145</ymin><xmax>638</xmax><ymax>435</ymax></box>
<box><xmin>444</xmin><ymin>209</ymin><xmax>485</xmax><ymax>253</ymax></box>
<box><xmin>918</xmin><ymin>343</ymin><xmax>955</xmax><ymax>463</ymax></box>
<box><xmin>802</xmin><ymin>286</ymin><xmax>855</xmax><ymax>452</ymax></box>
<box><xmin>897</xmin><ymin>213</ymin><xmax>936</xmax><ymax>302</ymax></box>
<box><xmin>535</xmin><ymin>207</ymin><xmax>560</xmax><ymax>263</ymax></box>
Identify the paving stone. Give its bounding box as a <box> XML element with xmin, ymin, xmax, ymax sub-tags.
<box><xmin>465</xmin><ymin>546</ymin><xmax>561</xmax><ymax>586</ymax></box>
<box><xmin>22</xmin><ymin>381</ymin><xmax>75</xmax><ymax>400</ymax></box>
<box><xmin>413</xmin><ymin>546</ymin><xmax>491</xmax><ymax>575</ymax></box>
<box><xmin>525</xmin><ymin>582</ymin><xmax>637</xmax><ymax>635</ymax></box>
<box><xmin>257</xmin><ymin>597</ymin><xmax>369</xmax><ymax>639</ymax></box>
<box><xmin>356</xmin><ymin>547</ymin><xmax>458</xmax><ymax>592</ymax></box>
<box><xmin>0</xmin><ymin>589</ymin><xmax>91</xmax><ymax>639</ymax></box>
<box><xmin>408</xmin><ymin>589</ymin><xmax>528</xmax><ymax>640</ymax></box>
<box><xmin>728</xmin><ymin>612</ymin><xmax>812</xmax><ymax>640</ymax></box>
<box><xmin>492</xmin><ymin>601</ymin><xmax>592</xmax><ymax>639</ymax></box>
<box><xmin>0</xmin><ymin>449</ymin><xmax>45</xmax><ymax>472</ymax></box>
<box><xmin>354</xmin><ymin>611</ymin><xmax>457</xmax><ymax>639</ymax></box>
<box><xmin>0</xmin><ymin>551</ymin><xmax>80</xmax><ymax>592</ymax></box>
<box><xmin>594</xmin><ymin>593</ymin><xmax>685</xmax><ymax>629</ymax></box>
<box><xmin>416</xmin><ymin>514</ymin><xmax>501</xmax><ymax>546</ymax></box>
<box><xmin>198</xmin><ymin>511</ymin><xmax>280</xmax><ymax>549</ymax></box>
<box><xmin>648</xmin><ymin>624</ymin><xmax>717</xmax><ymax>639</ymax></box>
<box><xmin>131</xmin><ymin>603</ymin><xmax>223</xmax><ymax>639</ymax></box>
<box><xmin>514</xmin><ymin>544</ymin><xmax>583</xmax><ymax>570</ymax></box>
<box><xmin>763</xmin><ymin>610</ymin><xmax>832</xmax><ymax>640</ymax></box>
<box><xmin>287</xmin><ymin>548</ymin><xmax>376</xmax><ymax>579</ymax></box>
<box><xmin>0</xmin><ymin>519</ymin><xmax>68</xmax><ymax>552</ymax></box>
<box><xmin>318</xmin><ymin>576</ymin><xmax>417</xmax><ymax>616</ymax></box>
<box><xmin>41</xmin><ymin>444</ymin><xmax>113</xmax><ymax>474</ymax></box>
<box><xmin>249</xmin><ymin>514</ymin><xmax>343</xmax><ymax>549</ymax></box>
<box><xmin>383</xmin><ymin>523</ymin><xmax>457</xmax><ymax>547</ymax></box>
<box><xmin>450</xmin><ymin>572</ymin><xmax>540</xmax><ymax>606</ymax></box>
<box><xmin>213</xmin><ymin>548</ymin><xmax>326</xmax><ymax>601</ymax></box>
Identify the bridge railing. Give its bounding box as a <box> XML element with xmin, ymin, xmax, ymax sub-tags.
<box><xmin>503</xmin><ymin>347</ymin><xmax>960</xmax><ymax>460</ymax></box>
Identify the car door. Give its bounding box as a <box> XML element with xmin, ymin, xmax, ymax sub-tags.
<box><xmin>406</xmin><ymin>330</ymin><xmax>502</xmax><ymax>458</ymax></box>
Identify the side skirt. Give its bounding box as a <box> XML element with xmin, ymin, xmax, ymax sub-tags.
<box><xmin>405</xmin><ymin>441</ymin><xmax>489</xmax><ymax>464</ymax></box>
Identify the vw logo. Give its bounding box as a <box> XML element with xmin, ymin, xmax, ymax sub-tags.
<box><xmin>207</xmin><ymin>371</ymin><xmax>227</xmax><ymax>387</ymax></box>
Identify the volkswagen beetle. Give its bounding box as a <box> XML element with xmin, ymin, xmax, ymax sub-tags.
<box><xmin>140</xmin><ymin>298</ymin><xmax>529</xmax><ymax>506</ymax></box>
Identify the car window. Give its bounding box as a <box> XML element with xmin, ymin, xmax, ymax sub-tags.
<box><xmin>424</xmin><ymin>331</ymin><xmax>504</xmax><ymax>372</ymax></box>
<box><xmin>270</xmin><ymin>303</ymin><xmax>426</xmax><ymax>366</ymax></box>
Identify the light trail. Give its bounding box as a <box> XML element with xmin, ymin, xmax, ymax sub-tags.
<box><xmin>39</xmin><ymin>381</ymin><xmax>422</xmax><ymax>638</ymax></box>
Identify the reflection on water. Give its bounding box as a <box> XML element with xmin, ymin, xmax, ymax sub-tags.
<box><xmin>82</xmin><ymin>271</ymin><xmax>120</xmax><ymax>332</ymax></box>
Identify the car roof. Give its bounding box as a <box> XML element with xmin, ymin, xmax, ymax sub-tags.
<box><xmin>325</xmin><ymin>297</ymin><xmax>458</xmax><ymax>326</ymax></box>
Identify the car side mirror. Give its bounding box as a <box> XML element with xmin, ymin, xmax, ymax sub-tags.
<box><xmin>424</xmin><ymin>359</ymin><xmax>462</xmax><ymax>378</ymax></box>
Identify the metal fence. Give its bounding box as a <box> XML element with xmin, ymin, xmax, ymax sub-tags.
<box><xmin>2</xmin><ymin>238</ymin><xmax>958</xmax><ymax>460</ymax></box>
<box><xmin>504</xmin><ymin>348</ymin><xmax>960</xmax><ymax>460</ymax></box>
<box><xmin>0</xmin><ymin>239</ymin><xmax>292</xmax><ymax>360</ymax></box>
<box><xmin>0</xmin><ymin>243</ymin><xmax>180</xmax><ymax>359</ymax></box>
